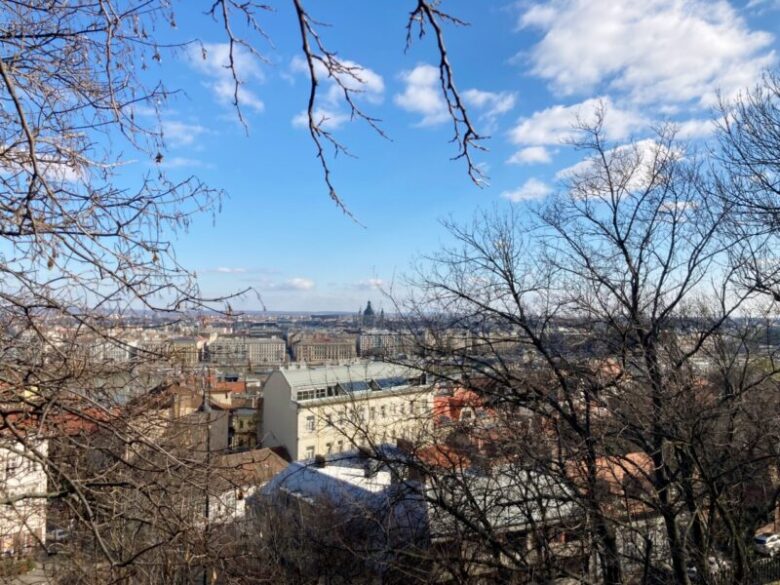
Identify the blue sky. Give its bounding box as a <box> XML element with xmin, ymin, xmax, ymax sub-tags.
<box><xmin>134</xmin><ymin>0</ymin><xmax>780</xmax><ymax>312</ymax></box>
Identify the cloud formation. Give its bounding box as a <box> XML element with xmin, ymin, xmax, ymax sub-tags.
<box><xmin>354</xmin><ymin>278</ymin><xmax>385</xmax><ymax>290</ymax></box>
<box><xmin>265</xmin><ymin>277</ymin><xmax>315</xmax><ymax>291</ymax></box>
<box><xmin>519</xmin><ymin>0</ymin><xmax>776</xmax><ymax>107</ymax></box>
<box><xmin>500</xmin><ymin>178</ymin><xmax>553</xmax><ymax>202</ymax></box>
<box><xmin>509</xmin><ymin>97</ymin><xmax>643</xmax><ymax>147</ymax></box>
<box><xmin>394</xmin><ymin>64</ymin><xmax>450</xmax><ymax>126</ymax></box>
<box><xmin>291</xmin><ymin>56</ymin><xmax>385</xmax><ymax>105</ymax></box>
<box><xmin>290</xmin><ymin>56</ymin><xmax>384</xmax><ymax>128</ymax></box>
<box><xmin>159</xmin><ymin>156</ymin><xmax>206</xmax><ymax>170</ymax></box>
<box><xmin>555</xmin><ymin>138</ymin><xmax>682</xmax><ymax>197</ymax></box>
<box><xmin>161</xmin><ymin>121</ymin><xmax>208</xmax><ymax>148</ymax></box>
<box><xmin>463</xmin><ymin>89</ymin><xmax>517</xmax><ymax>129</ymax></box>
<box><xmin>188</xmin><ymin>43</ymin><xmax>264</xmax><ymax>112</ymax></box>
<box><xmin>291</xmin><ymin>108</ymin><xmax>349</xmax><ymax>131</ymax></box>
<box><xmin>506</xmin><ymin>146</ymin><xmax>553</xmax><ymax>165</ymax></box>
<box><xmin>214</xmin><ymin>267</ymin><xmax>247</xmax><ymax>274</ymax></box>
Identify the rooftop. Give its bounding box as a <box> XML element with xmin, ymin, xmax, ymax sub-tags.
<box><xmin>278</xmin><ymin>361</ymin><xmax>421</xmax><ymax>390</ymax></box>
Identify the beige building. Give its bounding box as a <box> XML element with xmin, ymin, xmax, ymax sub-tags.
<box><xmin>208</xmin><ymin>335</ymin><xmax>286</xmax><ymax>367</ymax></box>
<box><xmin>288</xmin><ymin>332</ymin><xmax>356</xmax><ymax>363</ymax></box>
<box><xmin>168</xmin><ymin>336</ymin><xmax>202</xmax><ymax>367</ymax></box>
<box><xmin>262</xmin><ymin>361</ymin><xmax>433</xmax><ymax>460</ymax></box>
<box><xmin>357</xmin><ymin>330</ymin><xmax>417</xmax><ymax>357</ymax></box>
<box><xmin>247</xmin><ymin>337</ymin><xmax>287</xmax><ymax>366</ymax></box>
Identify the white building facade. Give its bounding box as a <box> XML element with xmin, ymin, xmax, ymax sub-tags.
<box><xmin>0</xmin><ymin>437</ymin><xmax>47</xmax><ymax>554</ymax></box>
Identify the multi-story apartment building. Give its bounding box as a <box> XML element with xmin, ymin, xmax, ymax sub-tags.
<box><xmin>288</xmin><ymin>332</ymin><xmax>356</xmax><ymax>363</ymax></box>
<box><xmin>87</xmin><ymin>338</ymin><xmax>133</xmax><ymax>363</ymax></box>
<box><xmin>246</xmin><ymin>337</ymin><xmax>286</xmax><ymax>366</ymax></box>
<box><xmin>207</xmin><ymin>335</ymin><xmax>286</xmax><ymax>367</ymax></box>
<box><xmin>357</xmin><ymin>329</ymin><xmax>417</xmax><ymax>357</ymax></box>
<box><xmin>424</xmin><ymin>328</ymin><xmax>473</xmax><ymax>352</ymax></box>
<box><xmin>262</xmin><ymin>361</ymin><xmax>433</xmax><ymax>460</ymax></box>
<box><xmin>206</xmin><ymin>335</ymin><xmax>247</xmax><ymax>365</ymax></box>
<box><xmin>168</xmin><ymin>336</ymin><xmax>202</xmax><ymax>367</ymax></box>
<box><xmin>0</xmin><ymin>437</ymin><xmax>47</xmax><ymax>554</ymax></box>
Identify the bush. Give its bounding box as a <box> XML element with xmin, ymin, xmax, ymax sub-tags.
<box><xmin>0</xmin><ymin>556</ymin><xmax>35</xmax><ymax>577</ymax></box>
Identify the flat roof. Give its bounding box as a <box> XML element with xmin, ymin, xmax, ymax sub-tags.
<box><xmin>279</xmin><ymin>361</ymin><xmax>419</xmax><ymax>390</ymax></box>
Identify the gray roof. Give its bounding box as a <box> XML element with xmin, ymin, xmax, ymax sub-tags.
<box><xmin>425</xmin><ymin>467</ymin><xmax>578</xmax><ymax>539</ymax></box>
<box><xmin>257</xmin><ymin>451</ymin><xmax>578</xmax><ymax>542</ymax></box>
<box><xmin>277</xmin><ymin>361</ymin><xmax>420</xmax><ymax>390</ymax></box>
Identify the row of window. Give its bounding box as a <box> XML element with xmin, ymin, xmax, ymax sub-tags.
<box><xmin>295</xmin><ymin>376</ymin><xmax>427</xmax><ymax>402</ymax></box>
<box><xmin>304</xmin><ymin>400</ymin><xmax>430</xmax><ymax>433</ymax></box>
<box><xmin>2</xmin><ymin>455</ymin><xmax>39</xmax><ymax>479</ymax></box>
<box><xmin>302</xmin><ymin>427</ymin><xmax>416</xmax><ymax>459</ymax></box>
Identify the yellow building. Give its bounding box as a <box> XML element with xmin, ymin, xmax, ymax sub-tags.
<box><xmin>288</xmin><ymin>332</ymin><xmax>356</xmax><ymax>364</ymax></box>
<box><xmin>262</xmin><ymin>361</ymin><xmax>432</xmax><ymax>460</ymax></box>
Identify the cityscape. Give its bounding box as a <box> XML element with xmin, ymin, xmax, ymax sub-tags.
<box><xmin>4</xmin><ymin>2</ymin><xmax>780</xmax><ymax>585</ymax></box>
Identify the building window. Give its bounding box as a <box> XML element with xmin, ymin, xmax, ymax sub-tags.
<box><xmin>380</xmin><ymin>405</ymin><xmax>386</xmax><ymax>418</ymax></box>
<box><xmin>305</xmin><ymin>416</ymin><xmax>315</xmax><ymax>432</ymax></box>
<box><xmin>326</xmin><ymin>442</ymin><xmax>333</xmax><ymax>454</ymax></box>
<box><xmin>337</xmin><ymin>440</ymin><xmax>344</xmax><ymax>452</ymax></box>
<box><xmin>325</xmin><ymin>414</ymin><xmax>333</xmax><ymax>427</ymax></box>
<box><xmin>369</xmin><ymin>407</ymin><xmax>376</xmax><ymax>420</ymax></box>
<box><xmin>5</xmin><ymin>456</ymin><xmax>19</xmax><ymax>477</ymax></box>
<box><xmin>305</xmin><ymin>446</ymin><xmax>315</xmax><ymax>459</ymax></box>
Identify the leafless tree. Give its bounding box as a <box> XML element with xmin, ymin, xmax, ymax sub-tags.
<box><xmin>0</xmin><ymin>2</ymin><xmax>485</xmax><ymax>583</ymax></box>
<box><xmin>717</xmin><ymin>72</ymin><xmax>780</xmax><ymax>301</ymax></box>
<box><xmin>352</xmin><ymin>111</ymin><xmax>780</xmax><ymax>584</ymax></box>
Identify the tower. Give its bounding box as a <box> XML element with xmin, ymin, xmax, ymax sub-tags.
<box><xmin>363</xmin><ymin>301</ymin><xmax>375</xmax><ymax>328</ymax></box>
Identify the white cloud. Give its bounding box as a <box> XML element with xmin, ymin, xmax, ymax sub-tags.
<box><xmin>215</xmin><ymin>267</ymin><xmax>247</xmax><ymax>274</ymax></box>
<box><xmin>463</xmin><ymin>89</ymin><xmax>517</xmax><ymax>128</ymax></box>
<box><xmin>354</xmin><ymin>278</ymin><xmax>385</xmax><ymax>290</ymax></box>
<box><xmin>509</xmin><ymin>97</ymin><xmax>644</xmax><ymax>146</ymax></box>
<box><xmin>161</xmin><ymin>121</ymin><xmax>207</xmax><ymax>148</ymax></box>
<box><xmin>660</xmin><ymin>200</ymin><xmax>698</xmax><ymax>213</ymax></box>
<box><xmin>500</xmin><ymin>178</ymin><xmax>553</xmax><ymax>202</ymax></box>
<box><xmin>507</xmin><ymin>146</ymin><xmax>553</xmax><ymax>165</ymax></box>
<box><xmin>188</xmin><ymin>43</ymin><xmax>264</xmax><ymax>112</ymax></box>
<box><xmin>519</xmin><ymin>0</ymin><xmax>776</xmax><ymax>107</ymax></box>
<box><xmin>555</xmin><ymin>138</ymin><xmax>683</xmax><ymax>196</ymax></box>
<box><xmin>0</xmin><ymin>147</ymin><xmax>87</xmax><ymax>184</ymax></box>
<box><xmin>289</xmin><ymin>56</ymin><xmax>385</xmax><ymax>128</ymax></box>
<box><xmin>291</xmin><ymin>108</ymin><xmax>350</xmax><ymax>131</ymax></box>
<box><xmin>159</xmin><ymin>156</ymin><xmax>205</xmax><ymax>169</ymax></box>
<box><xmin>747</xmin><ymin>0</ymin><xmax>780</xmax><ymax>11</ymax></box>
<box><xmin>265</xmin><ymin>277</ymin><xmax>315</xmax><ymax>291</ymax></box>
<box><xmin>675</xmin><ymin>118</ymin><xmax>717</xmax><ymax>140</ymax></box>
<box><xmin>290</xmin><ymin>56</ymin><xmax>385</xmax><ymax>105</ymax></box>
<box><xmin>286</xmin><ymin>278</ymin><xmax>315</xmax><ymax>291</ymax></box>
<box><xmin>394</xmin><ymin>64</ymin><xmax>449</xmax><ymax>126</ymax></box>
<box><xmin>327</xmin><ymin>61</ymin><xmax>385</xmax><ymax>106</ymax></box>
<box><xmin>554</xmin><ymin>158</ymin><xmax>593</xmax><ymax>182</ymax></box>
